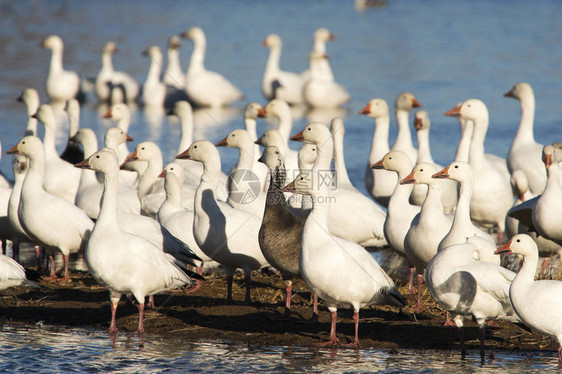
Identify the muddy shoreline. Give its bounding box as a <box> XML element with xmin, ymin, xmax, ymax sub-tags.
<box><xmin>0</xmin><ymin>268</ymin><xmax>557</xmax><ymax>359</ymax></box>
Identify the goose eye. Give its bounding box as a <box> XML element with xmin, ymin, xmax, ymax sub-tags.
<box><xmin>275</xmin><ymin>151</ymin><xmax>279</xmax><ymax>155</ymax></box>
<box><xmin>194</xmin><ymin>145</ymin><xmax>198</xmax><ymax>149</ymax></box>
<box><xmin>420</xmin><ymin>169</ymin><xmax>423</xmax><ymax>172</ymax></box>
<box><xmin>307</xmin><ymin>128</ymin><xmax>311</xmax><ymax>131</ymax></box>
<box><xmin>232</xmin><ymin>134</ymin><xmax>235</xmax><ymax>137</ymax></box>
<box><xmin>516</xmin><ymin>239</ymin><xmax>520</xmax><ymax>242</ymax></box>
<box><xmin>454</xmin><ymin>165</ymin><xmax>458</xmax><ymax>168</ymax></box>
<box><xmin>312</xmin><ymin>148</ymin><xmax>316</xmax><ymax>151</ymax></box>
<box><xmin>22</xmin><ymin>141</ymin><xmax>25</xmax><ymax>144</ymax></box>
<box><xmin>171</xmin><ymin>167</ymin><xmax>174</xmax><ymax>170</ymax></box>
<box><xmin>467</xmin><ymin>104</ymin><xmax>471</xmax><ymax>108</ymax></box>
<box><xmin>389</xmin><ymin>157</ymin><xmax>392</xmax><ymax>160</ymax></box>
<box><xmin>96</xmin><ymin>155</ymin><xmax>100</xmax><ymax>159</ymax></box>
<box><xmin>141</xmin><ymin>147</ymin><xmax>145</xmax><ymax>150</ymax></box>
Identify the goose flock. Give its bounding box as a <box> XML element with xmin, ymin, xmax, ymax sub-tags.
<box><xmin>1</xmin><ymin>30</ymin><xmax>562</xmax><ymax>366</ymax></box>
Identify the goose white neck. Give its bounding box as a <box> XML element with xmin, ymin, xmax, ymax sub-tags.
<box><xmin>164</xmin><ymin>173</ymin><xmax>182</xmax><ymax>208</ymax></box>
<box><xmin>455</xmin><ymin>119</ymin><xmax>472</xmax><ymax>162</ymax></box>
<box><xmin>101</xmin><ymin>51</ymin><xmax>114</xmax><ymax>73</ymax></box>
<box><xmin>189</xmin><ymin>36</ymin><xmax>206</xmax><ymax>72</ymax></box>
<box><xmin>235</xmin><ymin>140</ymin><xmax>255</xmax><ymax>172</ymax></box>
<box><xmin>200</xmin><ymin>154</ymin><xmax>222</xmax><ymax>188</ymax></box>
<box><xmin>332</xmin><ymin>132</ymin><xmax>352</xmax><ymax>187</ymax></box>
<box><xmin>22</xmin><ymin>148</ymin><xmax>46</xmax><ymax>197</ymax></box>
<box><xmin>48</xmin><ymin>46</ymin><xmax>64</xmax><ymax>74</ymax></box>
<box><xmin>416</xmin><ymin>129</ymin><xmax>434</xmax><ymax>164</ymax></box>
<box><xmin>513</xmin><ymin>92</ymin><xmax>536</xmax><ymax>146</ymax></box>
<box><xmin>265</xmin><ymin>43</ymin><xmax>281</xmax><ymax>74</ymax></box>
<box><xmin>177</xmin><ymin>111</ymin><xmax>194</xmax><ymax>155</ymax></box>
<box><xmin>41</xmin><ymin>119</ymin><xmax>58</xmax><ymax>156</ymax></box>
<box><xmin>275</xmin><ymin>111</ymin><xmax>292</xmax><ymax>145</ymax></box>
<box><xmin>369</xmin><ymin>116</ymin><xmax>390</xmax><ymax>164</ymax></box>
<box><xmin>146</xmin><ymin>54</ymin><xmax>162</xmax><ymax>86</ymax></box>
<box><xmin>452</xmin><ymin>177</ymin><xmax>474</xmax><ymax>232</ymax></box>
<box><xmin>420</xmin><ymin>184</ymin><xmax>443</xmax><ymax>221</ymax></box>
<box><xmin>97</xmin><ymin>167</ymin><xmax>120</xmax><ymax>229</ymax></box>
<box><xmin>394</xmin><ymin>109</ymin><xmax>413</xmax><ymax>149</ymax></box>
<box><xmin>513</xmin><ymin>249</ymin><xmax>539</xmax><ymax>288</ymax></box>
<box><xmin>469</xmin><ymin>115</ymin><xmax>488</xmax><ymax>165</ymax></box>
<box><xmin>312</xmin><ymin>135</ymin><xmax>334</xmax><ymax>171</ymax></box>
<box><xmin>138</xmin><ymin>154</ymin><xmax>163</xmax><ymax>198</ymax></box>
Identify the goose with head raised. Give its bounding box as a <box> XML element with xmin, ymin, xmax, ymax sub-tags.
<box><xmin>141</xmin><ymin>46</ymin><xmax>166</xmax><ymax>107</ymax></box>
<box><xmin>445</xmin><ymin>100</ymin><xmax>513</xmax><ymax>243</ymax></box>
<box><xmin>95</xmin><ymin>41</ymin><xmax>140</xmax><ymax>103</ymax></box>
<box><xmin>303</xmin><ymin>50</ymin><xmax>349</xmax><ymax>108</ymax></box>
<box><xmin>75</xmin><ymin>148</ymin><xmax>196</xmax><ymax>334</ymax></box>
<box><xmin>262</xmin><ymin>34</ymin><xmax>306</xmax><ymax>104</ymax></box>
<box><xmin>504</xmin><ymin>82</ymin><xmax>546</xmax><ymax>195</ymax></box>
<box><xmin>310</xmin><ymin>28</ymin><xmax>336</xmax><ymax>82</ymax></box>
<box><xmin>359</xmin><ymin>98</ymin><xmax>395</xmax><ymax>207</ymax></box>
<box><xmin>7</xmin><ymin>136</ymin><xmax>93</xmax><ymax>282</ymax></box>
<box><xmin>41</xmin><ymin>35</ymin><xmax>80</xmax><ymax>103</ymax></box>
<box><xmin>176</xmin><ymin>141</ymin><xmax>268</xmax><ymax>304</ymax></box>
<box><xmin>17</xmin><ymin>88</ymin><xmax>40</xmax><ymax>136</ymax></box>
<box><xmin>495</xmin><ymin>234</ymin><xmax>562</xmax><ymax>366</ymax></box>
<box><xmin>163</xmin><ymin>36</ymin><xmax>185</xmax><ymax>90</ymax></box>
<box><xmin>180</xmin><ymin>27</ymin><xmax>243</xmax><ymax>108</ymax></box>
<box><xmin>282</xmin><ymin>170</ymin><xmax>404</xmax><ymax>347</ymax></box>
<box><xmin>391</xmin><ymin>92</ymin><xmax>421</xmax><ymax>165</ymax></box>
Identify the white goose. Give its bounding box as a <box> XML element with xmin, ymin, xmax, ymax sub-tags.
<box><xmin>391</xmin><ymin>92</ymin><xmax>421</xmax><ymax>165</ymax></box>
<box><xmin>176</xmin><ymin>141</ymin><xmax>268</xmax><ymax>304</ymax></box>
<box><xmin>32</xmin><ymin>104</ymin><xmax>81</xmax><ymax>202</ymax></box>
<box><xmin>310</xmin><ymin>28</ymin><xmax>336</xmax><ymax>81</ymax></box>
<box><xmin>411</xmin><ymin>110</ymin><xmax>458</xmax><ymax>213</ymax></box>
<box><xmin>504</xmin><ymin>82</ymin><xmax>547</xmax><ymax>194</ymax></box>
<box><xmin>76</xmin><ymin>149</ymin><xmax>195</xmax><ymax>334</ymax></box>
<box><xmin>95</xmin><ymin>41</ymin><xmax>140</xmax><ymax>103</ymax></box>
<box><xmin>141</xmin><ymin>46</ymin><xmax>166</xmax><ymax>107</ymax></box>
<box><xmin>257</xmin><ymin>99</ymin><xmax>299</xmax><ymax>174</ymax></box>
<box><xmin>41</xmin><ymin>35</ymin><xmax>80</xmax><ymax>103</ymax></box>
<box><xmin>330</xmin><ymin>117</ymin><xmax>357</xmax><ymax>191</ymax></box>
<box><xmin>243</xmin><ymin>102</ymin><xmax>263</xmax><ymax>159</ymax></box>
<box><xmin>401</xmin><ymin>163</ymin><xmax>453</xmax><ymax>312</ymax></box>
<box><xmin>215</xmin><ymin>129</ymin><xmax>268</xmax><ymax>217</ymax></box>
<box><xmin>359</xmin><ymin>98</ymin><xmax>396</xmax><ymax>207</ymax></box>
<box><xmin>0</xmin><ymin>254</ymin><xmax>38</xmax><ymax>291</ymax></box>
<box><xmin>303</xmin><ymin>50</ymin><xmax>349</xmax><ymax>108</ymax></box>
<box><xmin>445</xmin><ymin>100</ymin><xmax>512</xmax><ymax>243</ymax></box>
<box><xmin>291</xmin><ymin>122</ymin><xmax>387</xmax><ymax>248</ymax></box>
<box><xmin>282</xmin><ymin>170</ymin><xmax>405</xmax><ymax>347</ymax></box>
<box><xmin>7</xmin><ymin>136</ymin><xmax>93</xmax><ymax>281</ymax></box>
<box><xmin>495</xmin><ymin>234</ymin><xmax>562</xmax><ymax>366</ymax></box>
<box><xmin>532</xmin><ymin>148</ymin><xmax>562</xmax><ymax>245</ymax></box>
<box><xmin>432</xmin><ymin>162</ymin><xmax>498</xmax><ymax>263</ymax></box>
<box><xmin>163</xmin><ymin>36</ymin><xmax>185</xmax><ymax>89</ymax></box>
<box><xmin>17</xmin><ymin>88</ymin><xmax>40</xmax><ymax>136</ymax></box>
<box><xmin>180</xmin><ymin>27</ymin><xmax>243</xmax><ymax>108</ymax></box>
<box><xmin>60</xmin><ymin>99</ymin><xmax>84</xmax><ymax>165</ymax></box>
<box><xmin>261</xmin><ymin>34</ymin><xmax>306</xmax><ymax>104</ymax></box>
<box><xmin>425</xmin><ymin>237</ymin><xmax>519</xmax><ymax>361</ymax></box>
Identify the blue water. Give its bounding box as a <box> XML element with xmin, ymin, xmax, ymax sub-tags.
<box><xmin>0</xmin><ymin>0</ymin><xmax>561</xmax><ymax>371</ymax></box>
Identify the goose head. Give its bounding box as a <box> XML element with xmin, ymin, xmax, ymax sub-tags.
<box><xmin>180</xmin><ymin>27</ymin><xmax>206</xmax><ymax>44</ymax></box>
<box><xmin>41</xmin><ymin>35</ymin><xmax>63</xmax><ymax>50</ymax></box>
<box><xmin>494</xmin><ymin>233</ymin><xmax>537</xmax><ymax>257</ymax></box>
<box><xmin>400</xmin><ymin>162</ymin><xmax>439</xmax><ymax>186</ymax></box>
<box><xmin>215</xmin><ymin>129</ymin><xmax>253</xmax><ymax>150</ymax></box>
<box><xmin>17</xmin><ymin>88</ymin><xmax>40</xmax><ymax>112</ymax></box>
<box><xmin>75</xmin><ymin>148</ymin><xmax>119</xmax><ymax>174</ymax></box>
<box><xmin>444</xmin><ymin>99</ymin><xmax>488</xmax><ymax>123</ymax></box>
<box><xmin>125</xmin><ymin>142</ymin><xmax>160</xmax><ymax>163</ymax></box>
<box><xmin>31</xmin><ymin>104</ymin><xmax>56</xmax><ymax>130</ymax></box>
<box><xmin>298</xmin><ymin>143</ymin><xmax>317</xmax><ymax>171</ymax></box>
<box><xmin>414</xmin><ymin>110</ymin><xmax>430</xmax><ymax>131</ymax></box>
<box><xmin>104</xmin><ymin>127</ymin><xmax>134</xmax><ymax>149</ymax></box>
<box><xmin>281</xmin><ymin>171</ymin><xmax>315</xmax><ymax>195</ymax></box>
<box><xmin>102</xmin><ymin>103</ymin><xmax>130</xmax><ymax>121</ymax></box>
<box><xmin>103</xmin><ymin>41</ymin><xmax>118</xmax><ymax>54</ymax></box>
<box><xmin>7</xmin><ymin>136</ymin><xmax>43</xmax><ymax>158</ymax></box>
<box><xmin>141</xmin><ymin>46</ymin><xmax>163</xmax><ymax>63</ymax></box>
<box><xmin>504</xmin><ymin>82</ymin><xmax>533</xmax><ymax>101</ymax></box>
<box><xmin>12</xmin><ymin>154</ymin><xmax>28</xmax><ymax>177</ymax></box>
<box><xmin>395</xmin><ymin>92</ymin><xmax>422</xmax><ymax>111</ymax></box>
<box><xmin>244</xmin><ymin>102</ymin><xmax>263</xmax><ymax>121</ymax></box>
<box><xmin>258</xmin><ymin>99</ymin><xmax>291</xmax><ymax>120</ymax></box>
<box><xmin>176</xmin><ymin>140</ymin><xmax>218</xmax><ymax>164</ymax></box>
<box><xmin>330</xmin><ymin>117</ymin><xmax>345</xmax><ymax>138</ymax></box>
<box><xmin>255</xmin><ymin>129</ymin><xmax>284</xmax><ymax>148</ymax></box>
<box><xmin>432</xmin><ymin>161</ymin><xmax>473</xmax><ymax>184</ymax></box>
<box><xmin>168</xmin><ymin>100</ymin><xmax>193</xmax><ymax>119</ymax></box>
<box><xmin>158</xmin><ymin>162</ymin><xmax>185</xmax><ymax>181</ymax></box>
<box><xmin>290</xmin><ymin>122</ymin><xmax>330</xmax><ymax>145</ymax></box>
<box><xmin>262</xmin><ymin>34</ymin><xmax>282</xmax><ymax>48</ymax></box>
<box><xmin>358</xmin><ymin>98</ymin><xmax>389</xmax><ymax>118</ymax></box>
<box><xmin>258</xmin><ymin>146</ymin><xmax>284</xmax><ymax>170</ymax></box>
<box><xmin>314</xmin><ymin>28</ymin><xmax>335</xmax><ymax>42</ymax></box>
<box><xmin>70</xmin><ymin>128</ymin><xmax>97</xmax><ymax>151</ymax></box>
<box><xmin>371</xmin><ymin>150</ymin><xmax>412</xmax><ymax>176</ymax></box>
<box><xmin>168</xmin><ymin>35</ymin><xmax>181</xmax><ymax>50</ymax></box>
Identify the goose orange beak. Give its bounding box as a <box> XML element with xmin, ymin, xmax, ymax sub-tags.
<box><xmin>124</xmin><ymin>149</ymin><xmax>138</xmax><ymax>163</ymax></box>
<box><xmin>6</xmin><ymin>145</ymin><xmax>19</xmax><ymax>155</ymax></box>
<box><xmin>494</xmin><ymin>241</ymin><xmax>512</xmax><ymax>255</ymax></box>
<box><xmin>281</xmin><ymin>180</ymin><xmax>296</xmax><ymax>193</ymax></box>
<box><xmin>370</xmin><ymin>158</ymin><xmax>385</xmax><ymax>169</ymax></box>
<box><xmin>400</xmin><ymin>171</ymin><xmax>416</xmax><ymax>185</ymax></box>
<box><xmin>256</xmin><ymin>107</ymin><xmax>268</xmax><ymax>118</ymax></box>
<box><xmin>255</xmin><ymin>137</ymin><xmax>263</xmax><ymax>145</ymax></box>
<box><xmin>412</xmin><ymin>98</ymin><xmax>422</xmax><ymax>108</ymax></box>
<box><xmin>358</xmin><ymin>104</ymin><xmax>370</xmax><ymax>115</ymax></box>
<box><xmin>74</xmin><ymin>158</ymin><xmax>91</xmax><ymax>169</ymax></box>
<box><xmin>544</xmin><ymin>153</ymin><xmax>552</xmax><ymax>170</ymax></box>
<box><xmin>504</xmin><ymin>89</ymin><xmax>515</xmax><ymax>98</ymax></box>
<box><xmin>215</xmin><ymin>136</ymin><xmax>229</xmax><ymax>147</ymax></box>
<box><xmin>290</xmin><ymin>130</ymin><xmax>304</xmax><ymax>142</ymax></box>
<box><xmin>102</xmin><ymin>109</ymin><xmax>113</xmax><ymax>119</ymax></box>
<box><xmin>126</xmin><ymin>134</ymin><xmax>134</xmax><ymax>143</ymax></box>
<box><xmin>414</xmin><ymin>117</ymin><xmax>423</xmax><ymax>130</ymax></box>
<box><xmin>158</xmin><ymin>170</ymin><xmax>166</xmax><ymax>178</ymax></box>
<box><xmin>444</xmin><ymin>104</ymin><xmax>461</xmax><ymax>117</ymax></box>
<box><xmin>432</xmin><ymin>167</ymin><xmax>450</xmax><ymax>179</ymax></box>
<box><xmin>176</xmin><ymin>148</ymin><xmax>191</xmax><ymax>160</ymax></box>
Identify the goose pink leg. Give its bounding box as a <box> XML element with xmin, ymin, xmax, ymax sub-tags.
<box><xmin>109</xmin><ymin>301</ymin><xmax>119</xmax><ymax>334</ymax></box>
<box><xmin>316</xmin><ymin>311</ymin><xmax>339</xmax><ymax>347</ymax></box>
<box><xmin>343</xmin><ymin>312</ymin><xmax>361</xmax><ymax>348</ymax></box>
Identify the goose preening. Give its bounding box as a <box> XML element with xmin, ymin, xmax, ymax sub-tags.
<box><xmin>180</xmin><ymin>27</ymin><xmax>243</xmax><ymax>108</ymax></box>
<box><xmin>291</xmin><ymin>122</ymin><xmax>387</xmax><ymax>248</ymax></box>
<box><xmin>41</xmin><ymin>35</ymin><xmax>80</xmax><ymax>103</ymax></box>
<box><xmin>445</xmin><ymin>99</ymin><xmax>512</xmax><ymax>243</ymax></box>
<box><xmin>495</xmin><ymin>234</ymin><xmax>562</xmax><ymax>366</ymax></box>
<box><xmin>163</xmin><ymin>36</ymin><xmax>185</xmax><ymax>90</ymax></box>
<box><xmin>95</xmin><ymin>41</ymin><xmax>140</xmax><ymax>103</ymax></box>
<box><xmin>303</xmin><ymin>51</ymin><xmax>350</xmax><ymax>108</ymax></box>
<box><xmin>59</xmin><ymin>99</ymin><xmax>85</xmax><ymax>164</ymax></box>
<box><xmin>176</xmin><ymin>140</ymin><xmax>268</xmax><ymax>304</ymax></box>
<box><xmin>282</xmin><ymin>170</ymin><xmax>405</xmax><ymax>347</ymax></box>
<box><xmin>17</xmin><ymin>88</ymin><xmax>40</xmax><ymax>136</ymax></box>
<box><xmin>391</xmin><ymin>92</ymin><xmax>422</xmax><ymax>165</ymax></box>
<box><xmin>7</xmin><ymin>136</ymin><xmax>93</xmax><ymax>282</ymax></box>
<box><xmin>32</xmin><ymin>104</ymin><xmax>81</xmax><ymax>203</ymax></box>
<box><xmin>141</xmin><ymin>46</ymin><xmax>166</xmax><ymax>108</ymax></box>
<box><xmin>359</xmin><ymin>98</ymin><xmax>396</xmax><ymax>207</ymax></box>
<box><xmin>504</xmin><ymin>82</ymin><xmax>547</xmax><ymax>195</ymax></box>
<box><xmin>257</xmin><ymin>146</ymin><xmax>317</xmax><ymax>320</ymax></box>
<box><xmin>75</xmin><ymin>149</ymin><xmax>197</xmax><ymax>334</ymax></box>
<box><xmin>261</xmin><ymin>34</ymin><xmax>307</xmax><ymax>104</ymax></box>
<box><xmin>411</xmin><ymin>110</ymin><xmax>458</xmax><ymax>213</ymax></box>
<box><xmin>401</xmin><ymin>163</ymin><xmax>453</xmax><ymax>312</ymax></box>
<box><xmin>215</xmin><ymin>129</ymin><xmax>268</xmax><ymax>218</ymax></box>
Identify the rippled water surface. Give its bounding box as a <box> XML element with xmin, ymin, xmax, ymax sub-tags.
<box><xmin>0</xmin><ymin>0</ymin><xmax>561</xmax><ymax>371</ymax></box>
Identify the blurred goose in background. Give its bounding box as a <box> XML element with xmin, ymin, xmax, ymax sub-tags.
<box><xmin>163</xmin><ymin>36</ymin><xmax>185</xmax><ymax>89</ymax></box>
<box><xmin>504</xmin><ymin>82</ymin><xmax>546</xmax><ymax>195</ymax></box>
<box><xmin>41</xmin><ymin>35</ymin><xmax>80</xmax><ymax>103</ymax></box>
<box><xmin>282</xmin><ymin>170</ymin><xmax>404</xmax><ymax>347</ymax></box>
<box><xmin>7</xmin><ymin>136</ymin><xmax>93</xmax><ymax>282</ymax></box>
<box><xmin>17</xmin><ymin>88</ymin><xmax>40</xmax><ymax>136</ymax></box>
<box><xmin>180</xmin><ymin>27</ymin><xmax>243</xmax><ymax>108</ymax></box>
<box><xmin>59</xmin><ymin>99</ymin><xmax>84</xmax><ymax>164</ymax></box>
<box><xmin>391</xmin><ymin>92</ymin><xmax>421</xmax><ymax>165</ymax></box>
<box><xmin>359</xmin><ymin>98</ymin><xmax>395</xmax><ymax>207</ymax></box>
<box><xmin>95</xmin><ymin>41</ymin><xmax>140</xmax><ymax>103</ymax></box>
<box><xmin>262</xmin><ymin>34</ymin><xmax>306</xmax><ymax>104</ymax></box>
<box><xmin>495</xmin><ymin>234</ymin><xmax>562</xmax><ymax>367</ymax></box>
<box><xmin>445</xmin><ymin>99</ymin><xmax>512</xmax><ymax>243</ymax></box>
<box><xmin>310</xmin><ymin>28</ymin><xmax>336</xmax><ymax>81</ymax></box>
<box><xmin>177</xmin><ymin>141</ymin><xmax>268</xmax><ymax>304</ymax></box>
<box><xmin>243</xmin><ymin>102</ymin><xmax>263</xmax><ymax>159</ymax></box>
<box><xmin>141</xmin><ymin>46</ymin><xmax>166</xmax><ymax>107</ymax></box>
<box><xmin>303</xmin><ymin>50</ymin><xmax>349</xmax><ymax>108</ymax></box>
